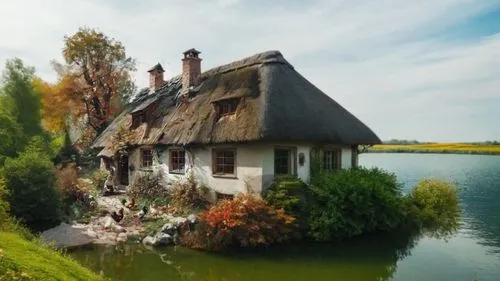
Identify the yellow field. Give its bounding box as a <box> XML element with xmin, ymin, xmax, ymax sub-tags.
<box><xmin>370</xmin><ymin>143</ymin><xmax>500</xmax><ymax>155</ymax></box>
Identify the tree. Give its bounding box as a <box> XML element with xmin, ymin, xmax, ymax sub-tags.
<box><xmin>1</xmin><ymin>137</ymin><xmax>62</xmax><ymax>231</ymax></box>
<box><xmin>1</xmin><ymin>58</ymin><xmax>42</xmax><ymax>138</ymax></box>
<box><xmin>0</xmin><ymin>108</ymin><xmax>23</xmax><ymax>164</ymax></box>
<box><xmin>56</xmin><ymin>27</ymin><xmax>136</xmax><ymax>135</ymax></box>
<box><xmin>32</xmin><ymin>76</ymin><xmax>76</xmax><ymax>133</ymax></box>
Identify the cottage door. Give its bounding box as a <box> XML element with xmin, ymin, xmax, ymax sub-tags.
<box><xmin>118</xmin><ymin>155</ymin><xmax>129</xmax><ymax>185</ymax></box>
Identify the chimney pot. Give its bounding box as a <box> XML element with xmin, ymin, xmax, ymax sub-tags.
<box><xmin>148</xmin><ymin>63</ymin><xmax>165</xmax><ymax>91</ymax></box>
<box><xmin>182</xmin><ymin>48</ymin><xmax>202</xmax><ymax>94</ymax></box>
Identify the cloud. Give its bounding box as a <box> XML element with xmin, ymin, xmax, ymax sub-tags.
<box><xmin>0</xmin><ymin>0</ymin><xmax>499</xmax><ymax>141</ymax></box>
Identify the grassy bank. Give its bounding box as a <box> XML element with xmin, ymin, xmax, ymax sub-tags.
<box><xmin>0</xmin><ymin>232</ymin><xmax>105</xmax><ymax>281</ymax></box>
<box><xmin>368</xmin><ymin>143</ymin><xmax>500</xmax><ymax>155</ymax></box>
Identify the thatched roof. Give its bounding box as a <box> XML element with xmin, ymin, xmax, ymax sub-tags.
<box><xmin>92</xmin><ymin>50</ymin><xmax>380</xmax><ymax>154</ymax></box>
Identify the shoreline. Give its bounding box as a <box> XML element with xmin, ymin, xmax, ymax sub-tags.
<box><xmin>365</xmin><ymin>150</ymin><xmax>500</xmax><ymax>156</ymax></box>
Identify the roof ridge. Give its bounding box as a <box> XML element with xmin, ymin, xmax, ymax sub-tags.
<box><xmin>202</xmin><ymin>50</ymin><xmax>292</xmax><ymax>77</ymax></box>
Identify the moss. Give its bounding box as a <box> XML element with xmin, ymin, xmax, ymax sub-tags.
<box><xmin>0</xmin><ymin>232</ymin><xmax>105</xmax><ymax>281</ymax></box>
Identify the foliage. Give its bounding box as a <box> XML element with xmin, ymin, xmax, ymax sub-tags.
<box><xmin>54</xmin><ymin>27</ymin><xmax>136</xmax><ymax>134</ymax></box>
<box><xmin>170</xmin><ymin>175</ymin><xmax>209</xmax><ymax>213</ymax></box>
<box><xmin>55</xmin><ymin>163</ymin><xmax>96</xmax><ymax>219</ymax></box>
<box><xmin>0</xmin><ymin>108</ymin><xmax>23</xmax><ymax>164</ymax></box>
<box><xmin>110</xmin><ymin>125</ymin><xmax>135</xmax><ymax>155</ymax></box>
<box><xmin>0</xmin><ymin>232</ymin><xmax>105</xmax><ymax>281</ymax></box>
<box><xmin>0</xmin><ymin>58</ymin><xmax>42</xmax><ymax>138</ymax></box>
<box><xmin>127</xmin><ymin>170</ymin><xmax>168</xmax><ymax>202</ymax></box>
<box><xmin>406</xmin><ymin>179</ymin><xmax>460</xmax><ymax>235</ymax></box>
<box><xmin>89</xmin><ymin>169</ymin><xmax>109</xmax><ymax>192</ymax></box>
<box><xmin>0</xmin><ymin>140</ymin><xmax>62</xmax><ymax>232</ymax></box>
<box><xmin>0</xmin><ymin>177</ymin><xmax>10</xmax><ymax>228</ymax></box>
<box><xmin>263</xmin><ymin>175</ymin><xmax>310</xmax><ymax>230</ymax></box>
<box><xmin>308</xmin><ymin>168</ymin><xmax>405</xmax><ymax>241</ymax></box>
<box><xmin>183</xmin><ymin>194</ymin><xmax>296</xmax><ymax>251</ymax></box>
<box><xmin>32</xmin><ymin>77</ymin><xmax>76</xmax><ymax>133</ymax></box>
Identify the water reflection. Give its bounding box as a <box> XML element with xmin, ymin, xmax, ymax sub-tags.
<box><xmin>361</xmin><ymin>154</ymin><xmax>500</xmax><ymax>253</ymax></box>
<box><xmin>71</xmin><ymin>229</ymin><xmax>433</xmax><ymax>281</ymax></box>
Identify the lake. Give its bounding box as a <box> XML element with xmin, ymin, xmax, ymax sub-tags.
<box><xmin>69</xmin><ymin>153</ymin><xmax>500</xmax><ymax>281</ymax></box>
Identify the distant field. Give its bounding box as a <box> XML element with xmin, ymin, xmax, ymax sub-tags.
<box><xmin>368</xmin><ymin>143</ymin><xmax>500</xmax><ymax>155</ymax></box>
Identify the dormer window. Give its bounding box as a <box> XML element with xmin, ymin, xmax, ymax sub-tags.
<box><xmin>214</xmin><ymin>98</ymin><xmax>239</xmax><ymax>118</ymax></box>
<box><xmin>131</xmin><ymin>111</ymin><xmax>146</xmax><ymax>128</ymax></box>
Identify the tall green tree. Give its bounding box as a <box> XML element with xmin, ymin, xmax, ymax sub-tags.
<box><xmin>0</xmin><ymin>108</ymin><xmax>23</xmax><ymax>164</ymax></box>
<box><xmin>1</xmin><ymin>137</ymin><xmax>62</xmax><ymax>231</ymax></box>
<box><xmin>1</xmin><ymin>59</ymin><xmax>42</xmax><ymax>138</ymax></box>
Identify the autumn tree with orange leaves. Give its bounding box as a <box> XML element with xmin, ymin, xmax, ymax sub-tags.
<box><xmin>52</xmin><ymin>27</ymin><xmax>136</xmax><ymax>138</ymax></box>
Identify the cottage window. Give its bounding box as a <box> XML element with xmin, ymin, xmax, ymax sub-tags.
<box><xmin>169</xmin><ymin>149</ymin><xmax>185</xmax><ymax>174</ymax></box>
<box><xmin>274</xmin><ymin>148</ymin><xmax>293</xmax><ymax>175</ymax></box>
<box><xmin>216</xmin><ymin>98</ymin><xmax>239</xmax><ymax>117</ymax></box>
<box><xmin>216</xmin><ymin>192</ymin><xmax>234</xmax><ymax>201</ymax></box>
<box><xmin>141</xmin><ymin>149</ymin><xmax>153</xmax><ymax>168</ymax></box>
<box><xmin>324</xmin><ymin>149</ymin><xmax>341</xmax><ymax>171</ymax></box>
<box><xmin>212</xmin><ymin>149</ymin><xmax>236</xmax><ymax>176</ymax></box>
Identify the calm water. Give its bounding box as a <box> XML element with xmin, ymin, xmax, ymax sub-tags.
<box><xmin>70</xmin><ymin>154</ymin><xmax>500</xmax><ymax>281</ymax></box>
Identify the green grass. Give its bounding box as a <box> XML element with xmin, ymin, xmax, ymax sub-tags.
<box><xmin>0</xmin><ymin>232</ymin><xmax>105</xmax><ymax>281</ymax></box>
<box><xmin>369</xmin><ymin>143</ymin><xmax>500</xmax><ymax>155</ymax></box>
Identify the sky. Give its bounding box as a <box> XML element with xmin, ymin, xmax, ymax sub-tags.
<box><xmin>0</xmin><ymin>0</ymin><xmax>499</xmax><ymax>142</ymax></box>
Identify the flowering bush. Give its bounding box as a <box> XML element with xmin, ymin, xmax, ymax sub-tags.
<box><xmin>183</xmin><ymin>194</ymin><xmax>296</xmax><ymax>251</ymax></box>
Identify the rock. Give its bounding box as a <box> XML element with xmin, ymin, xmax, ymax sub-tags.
<box><xmin>161</xmin><ymin>223</ymin><xmax>177</xmax><ymax>235</ymax></box>
<box><xmin>142</xmin><ymin>236</ymin><xmax>156</xmax><ymax>246</ymax></box>
<box><xmin>86</xmin><ymin>230</ymin><xmax>98</xmax><ymax>239</ymax></box>
<box><xmin>116</xmin><ymin>233</ymin><xmax>128</xmax><ymax>243</ymax></box>
<box><xmin>154</xmin><ymin>232</ymin><xmax>172</xmax><ymax>246</ymax></box>
<box><xmin>187</xmin><ymin>214</ymin><xmax>198</xmax><ymax>223</ymax></box>
<box><xmin>112</xmin><ymin>224</ymin><xmax>126</xmax><ymax>233</ymax></box>
<box><xmin>171</xmin><ymin>217</ymin><xmax>187</xmax><ymax>227</ymax></box>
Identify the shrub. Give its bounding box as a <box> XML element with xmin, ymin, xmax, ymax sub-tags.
<box><xmin>407</xmin><ymin>179</ymin><xmax>460</xmax><ymax>233</ymax></box>
<box><xmin>0</xmin><ymin>177</ymin><xmax>10</xmax><ymax>228</ymax></box>
<box><xmin>1</xmin><ymin>146</ymin><xmax>62</xmax><ymax>232</ymax></box>
<box><xmin>183</xmin><ymin>194</ymin><xmax>296</xmax><ymax>251</ymax></box>
<box><xmin>308</xmin><ymin>168</ymin><xmax>405</xmax><ymax>241</ymax></box>
<box><xmin>263</xmin><ymin>175</ymin><xmax>310</xmax><ymax>230</ymax></box>
<box><xmin>89</xmin><ymin>169</ymin><xmax>108</xmax><ymax>192</ymax></box>
<box><xmin>55</xmin><ymin>163</ymin><xmax>96</xmax><ymax>220</ymax></box>
<box><xmin>127</xmin><ymin>170</ymin><xmax>168</xmax><ymax>202</ymax></box>
<box><xmin>170</xmin><ymin>175</ymin><xmax>209</xmax><ymax>213</ymax></box>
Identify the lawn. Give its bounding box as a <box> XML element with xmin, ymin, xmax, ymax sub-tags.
<box><xmin>369</xmin><ymin>143</ymin><xmax>500</xmax><ymax>155</ymax></box>
<box><xmin>0</xmin><ymin>232</ymin><xmax>105</xmax><ymax>281</ymax></box>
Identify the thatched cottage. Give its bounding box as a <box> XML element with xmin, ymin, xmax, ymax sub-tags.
<box><xmin>92</xmin><ymin>49</ymin><xmax>380</xmax><ymax>199</ymax></box>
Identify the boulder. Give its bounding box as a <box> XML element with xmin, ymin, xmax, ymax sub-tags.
<box><xmin>171</xmin><ymin>217</ymin><xmax>187</xmax><ymax>227</ymax></box>
<box><xmin>116</xmin><ymin>233</ymin><xmax>128</xmax><ymax>243</ymax></box>
<box><xmin>142</xmin><ymin>236</ymin><xmax>156</xmax><ymax>246</ymax></box>
<box><xmin>161</xmin><ymin>223</ymin><xmax>177</xmax><ymax>235</ymax></box>
<box><xmin>112</xmin><ymin>224</ymin><xmax>126</xmax><ymax>233</ymax></box>
<box><xmin>154</xmin><ymin>232</ymin><xmax>172</xmax><ymax>246</ymax></box>
<box><xmin>187</xmin><ymin>214</ymin><xmax>198</xmax><ymax>224</ymax></box>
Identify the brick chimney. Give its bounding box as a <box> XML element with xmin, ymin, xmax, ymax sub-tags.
<box><xmin>182</xmin><ymin>48</ymin><xmax>202</xmax><ymax>93</ymax></box>
<box><xmin>148</xmin><ymin>63</ymin><xmax>165</xmax><ymax>91</ymax></box>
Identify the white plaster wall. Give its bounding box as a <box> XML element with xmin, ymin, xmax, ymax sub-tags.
<box><xmin>296</xmin><ymin>145</ymin><xmax>311</xmax><ymax>183</ymax></box>
<box><xmin>341</xmin><ymin>147</ymin><xmax>352</xmax><ymax>169</ymax></box>
<box><xmin>123</xmin><ymin>143</ymin><xmax>352</xmax><ymax>195</ymax></box>
<box><xmin>191</xmin><ymin>145</ymin><xmax>265</xmax><ymax>195</ymax></box>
